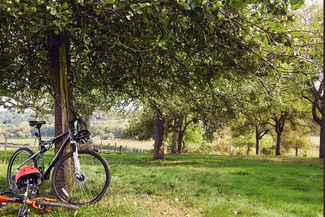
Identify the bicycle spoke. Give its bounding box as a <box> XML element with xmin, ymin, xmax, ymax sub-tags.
<box><xmin>52</xmin><ymin>150</ymin><xmax>110</xmax><ymax>205</ymax></box>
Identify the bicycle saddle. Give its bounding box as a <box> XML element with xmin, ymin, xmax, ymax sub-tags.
<box><xmin>29</xmin><ymin>121</ymin><xmax>46</xmax><ymax>128</ymax></box>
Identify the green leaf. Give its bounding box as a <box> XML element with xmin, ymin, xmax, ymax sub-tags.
<box><xmin>54</xmin><ymin>19</ymin><xmax>60</xmax><ymax>27</ymax></box>
<box><xmin>50</xmin><ymin>7</ymin><xmax>57</xmax><ymax>16</ymax></box>
<box><xmin>290</xmin><ymin>0</ymin><xmax>303</xmax><ymax>10</ymax></box>
<box><xmin>105</xmin><ymin>0</ymin><xmax>116</xmax><ymax>4</ymax></box>
<box><xmin>30</xmin><ymin>26</ymin><xmax>40</xmax><ymax>33</ymax></box>
<box><xmin>245</xmin><ymin>34</ymin><xmax>252</xmax><ymax>40</ymax></box>
<box><xmin>189</xmin><ymin>0</ymin><xmax>197</xmax><ymax>9</ymax></box>
<box><xmin>271</xmin><ymin>23</ymin><xmax>280</xmax><ymax>30</ymax></box>
<box><xmin>130</xmin><ymin>4</ymin><xmax>141</xmax><ymax>11</ymax></box>
<box><xmin>184</xmin><ymin>3</ymin><xmax>192</xmax><ymax>10</ymax></box>
<box><xmin>262</xmin><ymin>36</ymin><xmax>268</xmax><ymax>46</ymax></box>
<box><xmin>290</xmin><ymin>31</ymin><xmax>299</xmax><ymax>37</ymax></box>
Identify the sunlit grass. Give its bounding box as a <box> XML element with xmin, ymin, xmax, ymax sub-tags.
<box><xmin>0</xmin><ymin>151</ymin><xmax>323</xmax><ymax>217</ymax></box>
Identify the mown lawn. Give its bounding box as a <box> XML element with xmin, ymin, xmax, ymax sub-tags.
<box><xmin>0</xmin><ymin>151</ymin><xmax>323</xmax><ymax>217</ymax></box>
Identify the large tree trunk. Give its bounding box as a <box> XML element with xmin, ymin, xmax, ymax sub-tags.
<box><xmin>153</xmin><ymin>108</ymin><xmax>166</xmax><ymax>160</ymax></box>
<box><xmin>48</xmin><ymin>31</ymin><xmax>72</xmax><ymax>155</ymax></box>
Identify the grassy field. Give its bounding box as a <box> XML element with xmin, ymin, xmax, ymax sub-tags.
<box><xmin>0</xmin><ymin>138</ymin><xmax>154</xmax><ymax>152</ymax></box>
<box><xmin>0</xmin><ymin>150</ymin><xmax>323</xmax><ymax>217</ymax></box>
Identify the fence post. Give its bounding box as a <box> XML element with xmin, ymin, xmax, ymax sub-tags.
<box><xmin>4</xmin><ymin>135</ymin><xmax>7</xmax><ymax>164</ymax></box>
<box><xmin>115</xmin><ymin>142</ymin><xmax>117</xmax><ymax>152</ymax></box>
<box><xmin>100</xmin><ymin>140</ymin><xmax>103</xmax><ymax>152</ymax></box>
<box><xmin>33</xmin><ymin>136</ymin><xmax>37</xmax><ymax>151</ymax></box>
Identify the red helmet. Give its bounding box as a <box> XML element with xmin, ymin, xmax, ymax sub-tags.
<box><xmin>15</xmin><ymin>166</ymin><xmax>42</xmax><ymax>189</ymax></box>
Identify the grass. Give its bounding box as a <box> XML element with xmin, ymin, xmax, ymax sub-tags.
<box><xmin>0</xmin><ymin>151</ymin><xmax>323</xmax><ymax>217</ymax></box>
<box><xmin>91</xmin><ymin>137</ymin><xmax>154</xmax><ymax>151</ymax></box>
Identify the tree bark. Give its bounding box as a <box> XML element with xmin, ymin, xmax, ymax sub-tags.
<box><xmin>319</xmin><ymin>125</ymin><xmax>323</xmax><ymax>159</ymax></box>
<box><xmin>306</xmin><ymin>80</ymin><xmax>323</xmax><ymax>158</ymax></box>
<box><xmin>48</xmin><ymin>31</ymin><xmax>72</xmax><ymax>155</ymax></box>
<box><xmin>171</xmin><ymin>118</ymin><xmax>178</xmax><ymax>154</ymax></box>
<box><xmin>80</xmin><ymin>116</ymin><xmax>94</xmax><ymax>150</ymax></box>
<box><xmin>153</xmin><ymin>108</ymin><xmax>166</xmax><ymax>160</ymax></box>
<box><xmin>276</xmin><ymin>131</ymin><xmax>282</xmax><ymax>156</ymax></box>
<box><xmin>295</xmin><ymin>147</ymin><xmax>298</xmax><ymax>157</ymax></box>
<box><xmin>255</xmin><ymin>126</ymin><xmax>260</xmax><ymax>155</ymax></box>
<box><xmin>246</xmin><ymin>146</ymin><xmax>251</xmax><ymax>155</ymax></box>
<box><xmin>177</xmin><ymin>115</ymin><xmax>184</xmax><ymax>154</ymax></box>
<box><xmin>273</xmin><ymin>112</ymin><xmax>287</xmax><ymax>156</ymax></box>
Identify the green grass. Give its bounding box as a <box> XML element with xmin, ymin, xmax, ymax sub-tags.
<box><xmin>0</xmin><ymin>151</ymin><xmax>323</xmax><ymax>217</ymax></box>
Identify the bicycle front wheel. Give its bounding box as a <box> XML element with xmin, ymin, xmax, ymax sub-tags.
<box><xmin>7</xmin><ymin>147</ymin><xmax>38</xmax><ymax>190</ymax></box>
<box><xmin>51</xmin><ymin>149</ymin><xmax>111</xmax><ymax>205</ymax></box>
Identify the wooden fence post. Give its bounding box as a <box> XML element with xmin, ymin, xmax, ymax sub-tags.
<box><xmin>100</xmin><ymin>140</ymin><xmax>103</xmax><ymax>152</ymax></box>
<box><xmin>4</xmin><ymin>135</ymin><xmax>8</xmax><ymax>164</ymax></box>
<box><xmin>33</xmin><ymin>136</ymin><xmax>37</xmax><ymax>151</ymax></box>
<box><xmin>115</xmin><ymin>142</ymin><xmax>117</xmax><ymax>152</ymax></box>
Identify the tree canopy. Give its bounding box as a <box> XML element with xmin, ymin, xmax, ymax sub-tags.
<box><xmin>0</xmin><ymin>0</ymin><xmax>321</xmax><ymax>158</ymax></box>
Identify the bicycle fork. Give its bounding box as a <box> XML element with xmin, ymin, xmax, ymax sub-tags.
<box><xmin>70</xmin><ymin>141</ymin><xmax>84</xmax><ymax>181</ymax></box>
<box><xmin>72</xmin><ymin>146</ymin><xmax>82</xmax><ymax>178</ymax></box>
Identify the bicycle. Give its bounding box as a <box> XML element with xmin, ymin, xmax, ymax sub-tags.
<box><xmin>0</xmin><ymin>190</ymin><xmax>79</xmax><ymax>217</ymax></box>
<box><xmin>6</xmin><ymin>108</ymin><xmax>111</xmax><ymax>206</ymax></box>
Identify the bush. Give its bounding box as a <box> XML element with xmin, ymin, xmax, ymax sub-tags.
<box><xmin>16</xmin><ymin>131</ymin><xmax>26</xmax><ymax>138</ymax></box>
<box><xmin>261</xmin><ymin>146</ymin><xmax>276</xmax><ymax>155</ymax></box>
<box><xmin>101</xmin><ymin>133</ymin><xmax>115</xmax><ymax>140</ymax></box>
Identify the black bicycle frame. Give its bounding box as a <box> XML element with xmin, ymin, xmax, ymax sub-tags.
<box><xmin>42</xmin><ymin>131</ymin><xmax>71</xmax><ymax>180</ymax></box>
<box><xmin>16</xmin><ymin>131</ymin><xmax>72</xmax><ymax>181</ymax></box>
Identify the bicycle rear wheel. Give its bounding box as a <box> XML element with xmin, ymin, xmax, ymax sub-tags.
<box><xmin>51</xmin><ymin>149</ymin><xmax>111</xmax><ymax>205</ymax></box>
<box><xmin>7</xmin><ymin>148</ymin><xmax>37</xmax><ymax>191</ymax></box>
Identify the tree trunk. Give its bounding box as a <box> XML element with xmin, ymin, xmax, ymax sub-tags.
<box><xmin>255</xmin><ymin>126</ymin><xmax>260</xmax><ymax>155</ymax></box>
<box><xmin>295</xmin><ymin>147</ymin><xmax>298</xmax><ymax>157</ymax></box>
<box><xmin>177</xmin><ymin>115</ymin><xmax>184</xmax><ymax>154</ymax></box>
<box><xmin>255</xmin><ymin>139</ymin><xmax>260</xmax><ymax>155</ymax></box>
<box><xmin>171</xmin><ymin>118</ymin><xmax>178</xmax><ymax>154</ymax></box>
<box><xmin>246</xmin><ymin>146</ymin><xmax>251</xmax><ymax>155</ymax></box>
<box><xmin>153</xmin><ymin>108</ymin><xmax>166</xmax><ymax>160</ymax></box>
<box><xmin>319</xmin><ymin>125</ymin><xmax>323</xmax><ymax>159</ymax></box>
<box><xmin>276</xmin><ymin>131</ymin><xmax>282</xmax><ymax>156</ymax></box>
<box><xmin>273</xmin><ymin>112</ymin><xmax>287</xmax><ymax>156</ymax></box>
<box><xmin>80</xmin><ymin>116</ymin><xmax>94</xmax><ymax>150</ymax></box>
<box><xmin>48</xmin><ymin>31</ymin><xmax>72</xmax><ymax>155</ymax></box>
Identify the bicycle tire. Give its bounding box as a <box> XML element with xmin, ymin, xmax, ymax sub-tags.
<box><xmin>7</xmin><ymin>148</ymin><xmax>38</xmax><ymax>190</ymax></box>
<box><xmin>51</xmin><ymin>149</ymin><xmax>111</xmax><ymax>205</ymax></box>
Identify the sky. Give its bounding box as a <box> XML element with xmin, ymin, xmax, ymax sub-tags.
<box><xmin>306</xmin><ymin>0</ymin><xmax>323</xmax><ymax>5</ymax></box>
